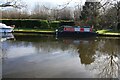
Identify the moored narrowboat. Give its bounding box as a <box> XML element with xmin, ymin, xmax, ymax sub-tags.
<box><xmin>56</xmin><ymin>25</ymin><xmax>98</xmax><ymax>37</ymax></box>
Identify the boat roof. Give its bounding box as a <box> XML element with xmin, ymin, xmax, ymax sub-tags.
<box><xmin>61</xmin><ymin>25</ymin><xmax>91</xmax><ymax>28</ymax></box>
<box><xmin>0</xmin><ymin>23</ymin><xmax>12</xmax><ymax>28</ymax></box>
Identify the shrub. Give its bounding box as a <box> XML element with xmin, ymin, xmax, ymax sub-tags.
<box><xmin>50</xmin><ymin>21</ymin><xmax>60</xmax><ymax>29</ymax></box>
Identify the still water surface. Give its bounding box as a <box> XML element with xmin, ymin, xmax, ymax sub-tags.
<box><xmin>2</xmin><ymin>33</ymin><xmax>120</xmax><ymax>78</ymax></box>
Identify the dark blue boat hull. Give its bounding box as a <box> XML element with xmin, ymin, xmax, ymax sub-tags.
<box><xmin>56</xmin><ymin>32</ymin><xmax>98</xmax><ymax>38</ymax></box>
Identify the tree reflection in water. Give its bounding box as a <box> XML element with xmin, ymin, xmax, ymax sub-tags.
<box><xmin>77</xmin><ymin>39</ymin><xmax>96</xmax><ymax>64</ymax></box>
<box><xmin>77</xmin><ymin>37</ymin><xmax>120</xmax><ymax>78</ymax></box>
<box><xmin>91</xmin><ymin>53</ymin><xmax>119</xmax><ymax>78</ymax></box>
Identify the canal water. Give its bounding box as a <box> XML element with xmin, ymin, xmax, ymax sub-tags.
<box><xmin>1</xmin><ymin>33</ymin><xmax>120</xmax><ymax>78</ymax></box>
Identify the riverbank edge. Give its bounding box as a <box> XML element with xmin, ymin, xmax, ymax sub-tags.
<box><xmin>98</xmin><ymin>34</ymin><xmax>120</xmax><ymax>37</ymax></box>
<box><xmin>96</xmin><ymin>30</ymin><xmax>120</xmax><ymax>37</ymax></box>
<box><xmin>13</xmin><ymin>29</ymin><xmax>120</xmax><ymax>37</ymax></box>
<box><xmin>13</xmin><ymin>29</ymin><xmax>56</xmax><ymax>34</ymax></box>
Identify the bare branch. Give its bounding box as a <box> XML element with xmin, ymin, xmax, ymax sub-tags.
<box><xmin>0</xmin><ymin>0</ymin><xmax>27</xmax><ymax>9</ymax></box>
<box><xmin>43</xmin><ymin>0</ymin><xmax>72</xmax><ymax>11</ymax></box>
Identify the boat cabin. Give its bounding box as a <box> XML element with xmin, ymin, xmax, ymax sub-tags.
<box><xmin>57</xmin><ymin>25</ymin><xmax>93</xmax><ymax>32</ymax></box>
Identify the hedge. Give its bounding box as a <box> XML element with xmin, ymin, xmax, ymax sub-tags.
<box><xmin>0</xmin><ymin>19</ymin><xmax>74</xmax><ymax>29</ymax></box>
<box><xmin>0</xmin><ymin>20</ymin><xmax>48</xmax><ymax>29</ymax></box>
<box><xmin>49</xmin><ymin>21</ymin><xmax>60</xmax><ymax>29</ymax></box>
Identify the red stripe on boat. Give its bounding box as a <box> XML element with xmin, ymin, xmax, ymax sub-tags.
<box><xmin>80</xmin><ymin>28</ymin><xmax>84</xmax><ymax>32</ymax></box>
<box><xmin>64</xmin><ymin>28</ymin><xmax>74</xmax><ymax>32</ymax></box>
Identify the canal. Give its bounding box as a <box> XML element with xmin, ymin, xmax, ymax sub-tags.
<box><xmin>1</xmin><ymin>33</ymin><xmax>120</xmax><ymax>78</ymax></box>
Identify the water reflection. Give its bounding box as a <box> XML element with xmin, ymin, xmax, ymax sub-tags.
<box><xmin>2</xmin><ymin>33</ymin><xmax>120</xmax><ymax>78</ymax></box>
<box><xmin>89</xmin><ymin>38</ymin><xmax>119</xmax><ymax>78</ymax></box>
<box><xmin>1</xmin><ymin>33</ymin><xmax>15</xmax><ymax>59</ymax></box>
<box><xmin>62</xmin><ymin>37</ymin><xmax>120</xmax><ymax>78</ymax></box>
<box><xmin>0</xmin><ymin>33</ymin><xmax>15</xmax><ymax>42</ymax></box>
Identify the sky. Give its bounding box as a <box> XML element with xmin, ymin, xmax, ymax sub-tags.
<box><xmin>24</xmin><ymin>0</ymin><xmax>86</xmax><ymax>6</ymax></box>
<box><xmin>0</xmin><ymin>0</ymin><xmax>87</xmax><ymax>10</ymax></box>
<box><xmin>1</xmin><ymin>0</ymin><xmax>119</xmax><ymax>10</ymax></box>
<box><xmin>21</xmin><ymin>0</ymin><xmax>86</xmax><ymax>10</ymax></box>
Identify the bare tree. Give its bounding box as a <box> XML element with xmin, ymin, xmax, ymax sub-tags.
<box><xmin>43</xmin><ymin>0</ymin><xmax>73</xmax><ymax>11</ymax></box>
<box><xmin>0</xmin><ymin>0</ymin><xmax>27</xmax><ymax>9</ymax></box>
<box><xmin>113</xmin><ymin>1</ymin><xmax>120</xmax><ymax>30</ymax></box>
<box><xmin>79</xmin><ymin>0</ymin><xmax>120</xmax><ymax>30</ymax></box>
<box><xmin>1</xmin><ymin>7</ymin><xmax>30</xmax><ymax>19</ymax></box>
<box><xmin>0</xmin><ymin>0</ymin><xmax>27</xmax><ymax>19</ymax></box>
<box><xmin>83</xmin><ymin>0</ymin><xmax>120</xmax><ymax>29</ymax></box>
<box><xmin>74</xmin><ymin>4</ymin><xmax>82</xmax><ymax>21</ymax></box>
<box><xmin>1</xmin><ymin>9</ymin><xmax>20</xmax><ymax>19</ymax></box>
<box><xmin>99</xmin><ymin>0</ymin><xmax>120</xmax><ymax>30</ymax></box>
<box><xmin>31</xmin><ymin>3</ymin><xmax>49</xmax><ymax>19</ymax></box>
<box><xmin>50</xmin><ymin>9</ymin><xmax>59</xmax><ymax>20</ymax></box>
<box><xmin>58</xmin><ymin>7</ymin><xmax>73</xmax><ymax>20</ymax></box>
<box><xmin>43</xmin><ymin>0</ymin><xmax>73</xmax><ymax>20</ymax></box>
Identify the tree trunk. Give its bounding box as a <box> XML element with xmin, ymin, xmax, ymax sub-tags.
<box><xmin>116</xmin><ymin>1</ymin><xmax>120</xmax><ymax>31</ymax></box>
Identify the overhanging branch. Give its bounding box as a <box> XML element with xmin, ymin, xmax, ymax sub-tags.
<box><xmin>43</xmin><ymin>0</ymin><xmax>72</xmax><ymax>11</ymax></box>
<box><xmin>0</xmin><ymin>0</ymin><xmax>27</xmax><ymax>9</ymax></box>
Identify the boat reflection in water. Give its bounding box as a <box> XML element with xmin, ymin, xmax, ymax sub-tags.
<box><xmin>0</xmin><ymin>33</ymin><xmax>15</xmax><ymax>42</ymax></box>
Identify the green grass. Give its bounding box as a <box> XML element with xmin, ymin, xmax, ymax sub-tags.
<box><xmin>14</xmin><ymin>28</ymin><xmax>55</xmax><ymax>33</ymax></box>
<box><xmin>14</xmin><ymin>28</ymin><xmax>120</xmax><ymax>36</ymax></box>
<box><xmin>96</xmin><ymin>30</ymin><xmax>120</xmax><ymax>35</ymax></box>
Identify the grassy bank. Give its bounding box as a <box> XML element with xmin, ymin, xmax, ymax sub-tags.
<box><xmin>96</xmin><ymin>30</ymin><xmax>120</xmax><ymax>36</ymax></box>
<box><xmin>14</xmin><ymin>28</ymin><xmax>55</xmax><ymax>34</ymax></box>
<box><xmin>14</xmin><ymin>29</ymin><xmax>120</xmax><ymax>36</ymax></box>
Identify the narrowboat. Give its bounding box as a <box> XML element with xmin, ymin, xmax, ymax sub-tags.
<box><xmin>0</xmin><ymin>23</ymin><xmax>15</xmax><ymax>33</ymax></box>
<box><xmin>56</xmin><ymin>25</ymin><xmax>98</xmax><ymax>37</ymax></box>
